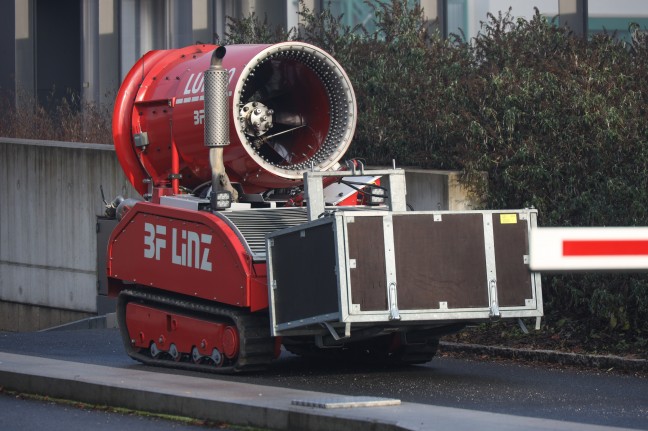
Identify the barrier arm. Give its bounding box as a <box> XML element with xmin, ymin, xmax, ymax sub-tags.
<box><xmin>529</xmin><ymin>227</ymin><xmax>648</xmax><ymax>272</ymax></box>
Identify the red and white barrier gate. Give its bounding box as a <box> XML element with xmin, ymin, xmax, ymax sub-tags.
<box><xmin>529</xmin><ymin>227</ymin><xmax>648</xmax><ymax>272</ymax></box>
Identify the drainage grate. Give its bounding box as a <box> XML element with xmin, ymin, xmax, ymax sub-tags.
<box><xmin>291</xmin><ymin>396</ymin><xmax>401</xmax><ymax>409</ymax></box>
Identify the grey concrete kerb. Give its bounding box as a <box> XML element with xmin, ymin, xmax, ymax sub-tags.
<box><xmin>0</xmin><ymin>352</ymin><xmax>632</xmax><ymax>431</ymax></box>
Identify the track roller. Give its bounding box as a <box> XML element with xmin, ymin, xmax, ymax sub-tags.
<box><xmin>117</xmin><ymin>289</ymin><xmax>276</xmax><ymax>373</ymax></box>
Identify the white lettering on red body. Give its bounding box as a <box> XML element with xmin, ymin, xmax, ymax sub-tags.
<box><xmin>143</xmin><ymin>222</ymin><xmax>212</xmax><ymax>272</ymax></box>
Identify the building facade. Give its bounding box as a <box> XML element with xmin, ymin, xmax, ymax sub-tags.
<box><xmin>0</xmin><ymin>0</ymin><xmax>645</xmax><ymax>111</ymax></box>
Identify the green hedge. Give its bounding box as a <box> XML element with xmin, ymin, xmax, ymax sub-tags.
<box><xmin>226</xmin><ymin>1</ymin><xmax>648</xmax><ymax>352</ymax></box>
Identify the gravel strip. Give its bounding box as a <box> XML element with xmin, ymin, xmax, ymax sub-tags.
<box><xmin>440</xmin><ymin>341</ymin><xmax>648</xmax><ymax>372</ymax></box>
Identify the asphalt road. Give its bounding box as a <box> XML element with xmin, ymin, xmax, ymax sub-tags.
<box><xmin>0</xmin><ymin>390</ymin><xmax>222</xmax><ymax>431</ymax></box>
<box><xmin>0</xmin><ymin>328</ymin><xmax>646</xmax><ymax>430</ymax></box>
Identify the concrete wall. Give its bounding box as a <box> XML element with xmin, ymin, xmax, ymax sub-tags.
<box><xmin>404</xmin><ymin>169</ymin><xmax>480</xmax><ymax>211</ymax></box>
<box><xmin>0</xmin><ymin>301</ymin><xmax>93</xmax><ymax>333</ymax></box>
<box><xmin>0</xmin><ymin>138</ymin><xmax>137</xmax><ymax>331</ymax></box>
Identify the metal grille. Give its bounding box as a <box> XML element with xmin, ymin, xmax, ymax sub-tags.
<box><xmin>204</xmin><ymin>68</ymin><xmax>230</xmax><ymax>147</ymax></box>
<box><xmin>217</xmin><ymin>207</ymin><xmax>309</xmax><ymax>260</ymax></box>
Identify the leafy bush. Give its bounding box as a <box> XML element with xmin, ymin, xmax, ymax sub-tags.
<box><xmin>0</xmin><ymin>89</ymin><xmax>112</xmax><ymax>144</ymax></box>
<box><xmin>221</xmin><ymin>12</ymin><xmax>293</xmax><ymax>44</ymax></box>
<box><xmin>464</xmin><ymin>11</ymin><xmax>648</xmax><ymax>352</ymax></box>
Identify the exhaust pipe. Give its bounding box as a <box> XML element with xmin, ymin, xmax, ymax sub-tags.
<box><xmin>204</xmin><ymin>46</ymin><xmax>238</xmax><ymax>208</ymax></box>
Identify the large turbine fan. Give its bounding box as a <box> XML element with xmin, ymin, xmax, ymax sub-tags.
<box><xmin>235</xmin><ymin>46</ymin><xmax>353</xmax><ymax>172</ymax></box>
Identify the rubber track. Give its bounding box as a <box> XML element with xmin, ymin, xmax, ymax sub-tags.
<box><xmin>117</xmin><ymin>289</ymin><xmax>275</xmax><ymax>374</ymax></box>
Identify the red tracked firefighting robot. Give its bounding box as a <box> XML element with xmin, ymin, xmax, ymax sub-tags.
<box><xmin>106</xmin><ymin>42</ymin><xmax>543</xmax><ymax>373</ymax></box>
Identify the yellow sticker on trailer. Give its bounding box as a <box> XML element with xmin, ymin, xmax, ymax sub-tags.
<box><xmin>500</xmin><ymin>214</ymin><xmax>518</xmax><ymax>224</ymax></box>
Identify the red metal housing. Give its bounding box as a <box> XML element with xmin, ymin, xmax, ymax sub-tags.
<box><xmin>113</xmin><ymin>43</ymin><xmax>357</xmax><ymax>196</ymax></box>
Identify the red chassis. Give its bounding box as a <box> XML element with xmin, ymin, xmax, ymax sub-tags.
<box><xmin>107</xmin><ymin>201</ymin><xmax>269</xmax><ymax>312</ymax></box>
